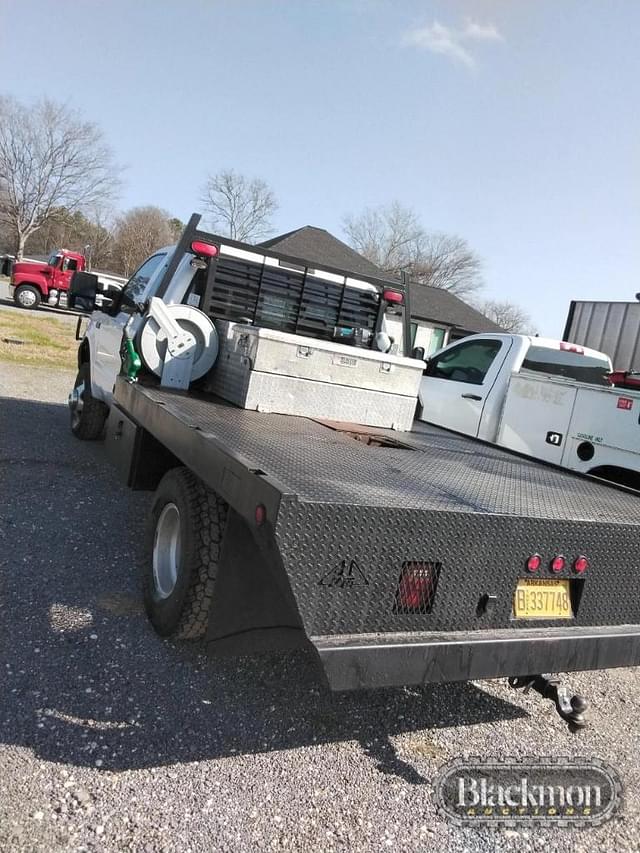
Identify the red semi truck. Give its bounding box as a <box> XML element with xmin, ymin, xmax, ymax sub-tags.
<box><xmin>9</xmin><ymin>249</ymin><xmax>125</xmax><ymax>310</ymax></box>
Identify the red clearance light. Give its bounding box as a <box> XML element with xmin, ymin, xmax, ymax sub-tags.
<box><xmin>191</xmin><ymin>241</ymin><xmax>219</xmax><ymax>258</ymax></box>
<box><xmin>383</xmin><ymin>290</ymin><xmax>404</xmax><ymax>304</ymax></box>
<box><xmin>574</xmin><ymin>556</ymin><xmax>589</xmax><ymax>573</ymax></box>
<box><xmin>526</xmin><ymin>554</ymin><xmax>541</xmax><ymax>572</ymax></box>
<box><xmin>255</xmin><ymin>504</ymin><xmax>266</xmax><ymax>526</ymax></box>
<box><xmin>394</xmin><ymin>561</ymin><xmax>441</xmax><ymax>613</ymax></box>
<box><xmin>559</xmin><ymin>341</ymin><xmax>584</xmax><ymax>354</ymax></box>
<box><xmin>550</xmin><ymin>555</ymin><xmax>566</xmax><ymax>573</ymax></box>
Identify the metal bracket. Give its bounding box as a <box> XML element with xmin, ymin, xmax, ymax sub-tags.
<box><xmin>146</xmin><ymin>297</ymin><xmax>196</xmax><ymax>390</ymax></box>
<box><xmin>508</xmin><ymin>673</ymin><xmax>588</xmax><ymax>732</ymax></box>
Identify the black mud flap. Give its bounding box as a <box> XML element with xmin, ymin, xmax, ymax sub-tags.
<box><xmin>205</xmin><ymin>509</ymin><xmax>307</xmax><ymax>656</ymax></box>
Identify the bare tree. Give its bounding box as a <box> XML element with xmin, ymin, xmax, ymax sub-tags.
<box><xmin>476</xmin><ymin>298</ymin><xmax>536</xmax><ymax>334</ymax></box>
<box><xmin>0</xmin><ymin>96</ymin><xmax>120</xmax><ymax>258</ymax></box>
<box><xmin>81</xmin><ymin>206</ymin><xmax>116</xmax><ymax>271</ymax></box>
<box><xmin>201</xmin><ymin>169</ymin><xmax>277</xmax><ymax>242</ymax></box>
<box><xmin>111</xmin><ymin>206</ymin><xmax>174</xmax><ymax>276</ymax></box>
<box><xmin>25</xmin><ymin>205</ymin><xmax>115</xmax><ymax>269</ymax></box>
<box><xmin>343</xmin><ymin>202</ymin><xmax>483</xmax><ymax>298</ymax></box>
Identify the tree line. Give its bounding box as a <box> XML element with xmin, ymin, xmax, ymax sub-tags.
<box><xmin>0</xmin><ymin>95</ymin><xmax>533</xmax><ymax>332</ymax></box>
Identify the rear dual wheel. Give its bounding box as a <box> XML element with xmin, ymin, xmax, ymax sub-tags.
<box><xmin>142</xmin><ymin>468</ymin><xmax>228</xmax><ymax>639</ymax></box>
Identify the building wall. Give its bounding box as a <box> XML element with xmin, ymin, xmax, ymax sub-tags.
<box><xmin>565</xmin><ymin>301</ymin><xmax>640</xmax><ymax>370</ymax></box>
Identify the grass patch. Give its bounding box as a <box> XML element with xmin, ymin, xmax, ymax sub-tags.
<box><xmin>0</xmin><ymin>309</ymin><xmax>78</xmax><ymax>369</ymax></box>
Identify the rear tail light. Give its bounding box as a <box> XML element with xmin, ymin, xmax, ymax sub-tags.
<box><xmin>383</xmin><ymin>289</ymin><xmax>404</xmax><ymax>304</ymax></box>
<box><xmin>393</xmin><ymin>561</ymin><xmax>441</xmax><ymax>614</ymax></box>
<box><xmin>573</xmin><ymin>556</ymin><xmax>589</xmax><ymax>573</ymax></box>
<box><xmin>550</xmin><ymin>555</ymin><xmax>566</xmax><ymax>573</ymax></box>
<box><xmin>191</xmin><ymin>241</ymin><xmax>219</xmax><ymax>258</ymax></box>
<box><xmin>526</xmin><ymin>554</ymin><xmax>541</xmax><ymax>572</ymax></box>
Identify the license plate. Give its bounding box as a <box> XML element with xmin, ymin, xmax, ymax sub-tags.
<box><xmin>513</xmin><ymin>578</ymin><xmax>573</xmax><ymax>619</ymax></box>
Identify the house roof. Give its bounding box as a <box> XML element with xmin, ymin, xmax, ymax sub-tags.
<box><xmin>408</xmin><ymin>283</ymin><xmax>503</xmax><ymax>334</ymax></box>
<box><xmin>261</xmin><ymin>226</ymin><xmax>502</xmax><ymax>335</ymax></box>
<box><xmin>259</xmin><ymin>226</ymin><xmax>385</xmax><ymax>279</ymax></box>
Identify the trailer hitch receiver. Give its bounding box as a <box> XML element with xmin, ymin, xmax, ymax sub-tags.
<box><xmin>508</xmin><ymin>674</ymin><xmax>588</xmax><ymax>732</ymax></box>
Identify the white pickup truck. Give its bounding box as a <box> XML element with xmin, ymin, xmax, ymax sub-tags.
<box><xmin>417</xmin><ymin>333</ymin><xmax>640</xmax><ymax>490</ymax></box>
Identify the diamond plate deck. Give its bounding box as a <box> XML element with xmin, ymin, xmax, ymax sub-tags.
<box><xmin>114</xmin><ymin>380</ymin><xmax>640</xmax><ymax>643</ymax></box>
<box><xmin>128</xmin><ymin>383</ymin><xmax>640</xmax><ymax>524</ymax></box>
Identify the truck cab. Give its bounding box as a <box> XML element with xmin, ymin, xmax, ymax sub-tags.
<box><xmin>11</xmin><ymin>249</ymin><xmax>86</xmax><ymax>309</ymax></box>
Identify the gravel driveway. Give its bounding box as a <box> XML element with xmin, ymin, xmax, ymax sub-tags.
<box><xmin>1</xmin><ymin>362</ymin><xmax>639</xmax><ymax>852</ymax></box>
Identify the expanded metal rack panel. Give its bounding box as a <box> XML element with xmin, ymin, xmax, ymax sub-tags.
<box><xmin>204</xmin><ymin>256</ymin><xmax>380</xmax><ymax>343</ymax></box>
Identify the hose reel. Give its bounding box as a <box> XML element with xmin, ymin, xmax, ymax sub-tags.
<box><xmin>137</xmin><ymin>297</ymin><xmax>218</xmax><ymax>389</ymax></box>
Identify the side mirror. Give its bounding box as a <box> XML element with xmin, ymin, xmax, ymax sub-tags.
<box><xmin>411</xmin><ymin>346</ymin><xmax>425</xmax><ymax>361</ymax></box>
<box><xmin>69</xmin><ymin>271</ymin><xmax>99</xmax><ymax>310</ymax></box>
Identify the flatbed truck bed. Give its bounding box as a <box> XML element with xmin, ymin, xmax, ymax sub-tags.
<box><xmin>107</xmin><ymin>376</ymin><xmax>640</xmax><ymax>692</ymax></box>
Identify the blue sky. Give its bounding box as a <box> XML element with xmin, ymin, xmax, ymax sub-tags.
<box><xmin>2</xmin><ymin>0</ymin><xmax>639</xmax><ymax>336</ymax></box>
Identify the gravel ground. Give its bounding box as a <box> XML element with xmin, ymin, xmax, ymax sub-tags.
<box><xmin>1</xmin><ymin>363</ymin><xmax>640</xmax><ymax>852</ymax></box>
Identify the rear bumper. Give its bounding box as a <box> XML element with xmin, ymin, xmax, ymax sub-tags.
<box><xmin>313</xmin><ymin>625</ymin><xmax>640</xmax><ymax>690</ymax></box>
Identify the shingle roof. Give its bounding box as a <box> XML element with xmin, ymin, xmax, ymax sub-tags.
<box><xmin>259</xmin><ymin>226</ymin><xmax>385</xmax><ymax>279</ymax></box>
<box><xmin>408</xmin><ymin>283</ymin><xmax>503</xmax><ymax>334</ymax></box>
<box><xmin>261</xmin><ymin>226</ymin><xmax>502</xmax><ymax>335</ymax></box>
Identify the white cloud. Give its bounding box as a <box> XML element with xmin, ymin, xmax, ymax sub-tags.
<box><xmin>403</xmin><ymin>18</ymin><xmax>504</xmax><ymax>68</ymax></box>
<box><xmin>462</xmin><ymin>19</ymin><xmax>503</xmax><ymax>42</ymax></box>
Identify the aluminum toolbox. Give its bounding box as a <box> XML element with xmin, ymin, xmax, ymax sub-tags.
<box><xmin>203</xmin><ymin>320</ymin><xmax>424</xmax><ymax>430</ymax></box>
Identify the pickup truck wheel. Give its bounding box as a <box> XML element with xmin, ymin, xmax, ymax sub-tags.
<box><xmin>69</xmin><ymin>363</ymin><xmax>108</xmax><ymax>440</ymax></box>
<box><xmin>143</xmin><ymin>468</ymin><xmax>228</xmax><ymax>640</ymax></box>
<box><xmin>14</xmin><ymin>284</ymin><xmax>41</xmax><ymax>309</ymax></box>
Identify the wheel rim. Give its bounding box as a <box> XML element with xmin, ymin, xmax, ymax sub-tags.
<box><xmin>152</xmin><ymin>503</ymin><xmax>181</xmax><ymax>599</ymax></box>
<box><xmin>18</xmin><ymin>288</ymin><xmax>37</xmax><ymax>307</ymax></box>
<box><xmin>68</xmin><ymin>380</ymin><xmax>84</xmax><ymax>428</ymax></box>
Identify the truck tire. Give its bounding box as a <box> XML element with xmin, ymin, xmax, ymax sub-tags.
<box><xmin>13</xmin><ymin>284</ymin><xmax>41</xmax><ymax>309</ymax></box>
<box><xmin>142</xmin><ymin>467</ymin><xmax>228</xmax><ymax>639</ymax></box>
<box><xmin>69</xmin><ymin>363</ymin><xmax>109</xmax><ymax>440</ymax></box>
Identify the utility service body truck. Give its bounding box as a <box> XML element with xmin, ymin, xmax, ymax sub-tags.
<box><xmin>68</xmin><ymin>215</ymin><xmax>640</xmax><ymax>729</ymax></box>
<box><xmin>416</xmin><ymin>333</ymin><xmax>640</xmax><ymax>490</ymax></box>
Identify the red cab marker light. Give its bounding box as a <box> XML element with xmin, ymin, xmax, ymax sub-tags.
<box><xmin>526</xmin><ymin>554</ymin><xmax>541</xmax><ymax>572</ymax></box>
<box><xmin>191</xmin><ymin>241</ymin><xmax>219</xmax><ymax>258</ymax></box>
<box><xmin>255</xmin><ymin>504</ymin><xmax>266</xmax><ymax>526</ymax></box>
<box><xmin>383</xmin><ymin>290</ymin><xmax>403</xmax><ymax>304</ymax></box>
<box><xmin>550</xmin><ymin>555</ymin><xmax>566</xmax><ymax>573</ymax></box>
<box><xmin>559</xmin><ymin>341</ymin><xmax>584</xmax><ymax>354</ymax></box>
<box><xmin>574</xmin><ymin>556</ymin><xmax>589</xmax><ymax>573</ymax></box>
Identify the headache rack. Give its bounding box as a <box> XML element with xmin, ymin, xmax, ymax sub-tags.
<box><xmin>154</xmin><ymin>214</ymin><xmax>413</xmax><ymax>355</ymax></box>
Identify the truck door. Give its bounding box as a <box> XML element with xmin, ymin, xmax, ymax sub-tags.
<box><xmin>419</xmin><ymin>337</ymin><xmax>512</xmax><ymax>437</ymax></box>
<box><xmin>58</xmin><ymin>255</ymin><xmax>80</xmax><ymax>292</ymax></box>
<box><xmin>91</xmin><ymin>252</ymin><xmax>168</xmax><ymax>401</ymax></box>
